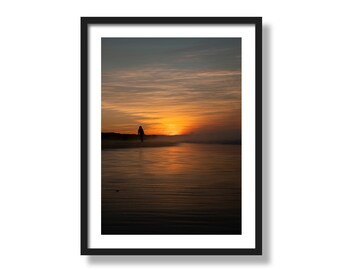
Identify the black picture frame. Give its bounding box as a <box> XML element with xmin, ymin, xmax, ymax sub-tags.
<box><xmin>81</xmin><ymin>17</ymin><xmax>262</xmax><ymax>255</ymax></box>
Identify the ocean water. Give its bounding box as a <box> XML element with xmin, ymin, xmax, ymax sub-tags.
<box><xmin>102</xmin><ymin>143</ymin><xmax>241</xmax><ymax>234</ymax></box>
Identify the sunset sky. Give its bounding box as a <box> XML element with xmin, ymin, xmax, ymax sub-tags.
<box><xmin>102</xmin><ymin>38</ymin><xmax>241</xmax><ymax>140</ymax></box>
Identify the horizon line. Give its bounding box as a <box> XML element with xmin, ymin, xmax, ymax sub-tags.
<box><xmin>102</xmin><ymin>132</ymin><xmax>189</xmax><ymax>136</ymax></box>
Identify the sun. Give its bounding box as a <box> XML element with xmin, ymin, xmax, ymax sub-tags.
<box><xmin>164</xmin><ymin>124</ymin><xmax>183</xmax><ymax>136</ymax></box>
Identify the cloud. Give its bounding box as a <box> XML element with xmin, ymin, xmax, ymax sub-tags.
<box><xmin>101</xmin><ymin>38</ymin><xmax>241</xmax><ymax>137</ymax></box>
<box><xmin>102</xmin><ymin>64</ymin><xmax>241</xmax><ymax>137</ymax></box>
<box><xmin>101</xmin><ymin>38</ymin><xmax>241</xmax><ymax>71</ymax></box>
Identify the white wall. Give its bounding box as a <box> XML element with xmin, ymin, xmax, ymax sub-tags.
<box><xmin>0</xmin><ymin>1</ymin><xmax>339</xmax><ymax>269</ymax></box>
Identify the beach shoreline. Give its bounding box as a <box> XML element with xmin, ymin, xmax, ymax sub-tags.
<box><xmin>102</xmin><ymin>139</ymin><xmax>180</xmax><ymax>149</ymax></box>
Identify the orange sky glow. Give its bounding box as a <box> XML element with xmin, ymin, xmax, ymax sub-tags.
<box><xmin>101</xmin><ymin>38</ymin><xmax>241</xmax><ymax>140</ymax></box>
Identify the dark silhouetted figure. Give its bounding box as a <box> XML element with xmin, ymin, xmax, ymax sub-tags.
<box><xmin>138</xmin><ymin>126</ymin><xmax>144</xmax><ymax>142</ymax></box>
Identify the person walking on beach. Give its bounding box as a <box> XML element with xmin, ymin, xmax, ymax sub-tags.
<box><xmin>138</xmin><ymin>126</ymin><xmax>144</xmax><ymax>142</ymax></box>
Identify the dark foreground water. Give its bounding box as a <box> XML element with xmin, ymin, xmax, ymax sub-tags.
<box><xmin>102</xmin><ymin>143</ymin><xmax>241</xmax><ymax>234</ymax></box>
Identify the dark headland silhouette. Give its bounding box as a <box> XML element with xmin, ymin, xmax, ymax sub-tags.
<box><xmin>102</xmin><ymin>132</ymin><xmax>181</xmax><ymax>149</ymax></box>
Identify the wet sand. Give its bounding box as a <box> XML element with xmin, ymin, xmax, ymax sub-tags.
<box><xmin>102</xmin><ymin>139</ymin><xmax>179</xmax><ymax>149</ymax></box>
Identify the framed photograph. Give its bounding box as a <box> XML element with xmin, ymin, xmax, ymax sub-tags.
<box><xmin>81</xmin><ymin>17</ymin><xmax>262</xmax><ymax>255</ymax></box>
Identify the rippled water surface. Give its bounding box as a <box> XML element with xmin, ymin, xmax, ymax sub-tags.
<box><xmin>102</xmin><ymin>143</ymin><xmax>241</xmax><ymax>234</ymax></box>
